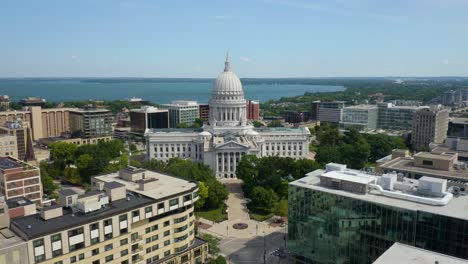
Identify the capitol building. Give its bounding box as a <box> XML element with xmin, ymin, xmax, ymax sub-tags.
<box><xmin>145</xmin><ymin>53</ymin><xmax>311</xmax><ymax>178</ymax></box>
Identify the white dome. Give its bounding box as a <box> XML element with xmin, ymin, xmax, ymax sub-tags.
<box><xmin>212</xmin><ymin>71</ymin><xmax>243</xmax><ymax>96</ymax></box>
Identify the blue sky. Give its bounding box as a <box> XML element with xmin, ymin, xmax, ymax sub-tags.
<box><xmin>0</xmin><ymin>0</ymin><xmax>467</xmax><ymax>77</ymax></box>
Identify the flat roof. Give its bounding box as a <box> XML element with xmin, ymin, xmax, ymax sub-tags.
<box><xmin>344</xmin><ymin>104</ymin><xmax>378</xmax><ymax>109</ymax></box>
<box><xmin>449</xmin><ymin>117</ymin><xmax>468</xmax><ymax>124</ymax></box>
<box><xmin>0</xmin><ymin>228</ymin><xmax>26</xmax><ymax>249</ymax></box>
<box><xmin>380</xmin><ymin>157</ymin><xmax>468</xmax><ymax>181</ymax></box>
<box><xmin>290</xmin><ymin>169</ymin><xmax>468</xmax><ymax>220</ymax></box>
<box><xmin>413</xmin><ymin>152</ymin><xmax>456</xmax><ymax>161</ymax></box>
<box><xmin>373</xmin><ymin>243</ymin><xmax>468</xmax><ymax>264</ymax></box>
<box><xmin>6</xmin><ymin>197</ymin><xmax>34</xmax><ymax>209</ymax></box>
<box><xmin>58</xmin><ymin>189</ymin><xmax>77</xmax><ymax>196</ymax></box>
<box><xmin>0</xmin><ymin>157</ymin><xmax>21</xmax><ymax>170</ymax></box>
<box><xmin>93</xmin><ymin>170</ymin><xmax>197</xmax><ymax>201</ymax></box>
<box><xmin>11</xmin><ymin>191</ymin><xmax>153</xmax><ymax>240</ymax></box>
<box><xmin>320</xmin><ymin>171</ymin><xmax>376</xmax><ymax>185</ymax></box>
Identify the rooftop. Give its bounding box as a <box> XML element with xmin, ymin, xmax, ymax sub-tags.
<box><xmin>290</xmin><ymin>167</ymin><xmax>468</xmax><ymax>220</ymax></box>
<box><xmin>11</xmin><ymin>191</ymin><xmax>153</xmax><ymax>239</ymax></box>
<box><xmin>6</xmin><ymin>197</ymin><xmax>34</xmax><ymax>209</ymax></box>
<box><xmin>449</xmin><ymin>117</ymin><xmax>468</xmax><ymax>124</ymax></box>
<box><xmin>414</xmin><ymin>152</ymin><xmax>456</xmax><ymax>161</ymax></box>
<box><xmin>380</xmin><ymin>156</ymin><xmax>468</xmax><ymax>181</ymax></box>
<box><xmin>373</xmin><ymin>243</ymin><xmax>468</xmax><ymax>264</ymax></box>
<box><xmin>0</xmin><ymin>228</ymin><xmax>26</xmax><ymax>250</ymax></box>
<box><xmin>93</xmin><ymin>169</ymin><xmax>197</xmax><ymax>201</ymax></box>
<box><xmin>344</xmin><ymin>104</ymin><xmax>378</xmax><ymax>110</ymax></box>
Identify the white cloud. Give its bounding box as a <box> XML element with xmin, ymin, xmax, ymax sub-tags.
<box><xmin>240</xmin><ymin>57</ymin><xmax>250</xmax><ymax>62</ymax></box>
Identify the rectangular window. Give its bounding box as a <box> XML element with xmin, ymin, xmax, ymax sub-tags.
<box><xmin>132</xmin><ymin>210</ymin><xmax>139</xmax><ymax>217</ymax></box>
<box><xmin>146</xmin><ymin>248</ymin><xmax>151</xmax><ymax>253</ymax></box>
<box><xmin>169</xmin><ymin>198</ymin><xmax>178</xmax><ymax>206</ymax></box>
<box><xmin>152</xmin><ymin>244</ymin><xmax>159</xmax><ymax>251</ymax></box>
<box><xmin>152</xmin><ymin>224</ymin><xmax>158</xmax><ymax>231</ymax></box>
<box><xmin>121</xmin><ymin>249</ymin><xmax>128</xmax><ymax>256</ymax></box>
<box><xmin>70</xmin><ymin>256</ymin><xmax>77</xmax><ymax>263</ymax></box>
<box><xmin>164</xmin><ymin>250</ymin><xmax>171</xmax><ymax>256</ymax></box>
<box><xmin>145</xmin><ymin>227</ymin><xmax>151</xmax><ymax>233</ymax></box>
<box><xmin>92</xmin><ymin>248</ymin><xmax>99</xmax><ymax>256</ymax></box>
<box><xmin>131</xmin><ymin>232</ymin><xmax>139</xmax><ymax>241</ymax></box>
<box><xmin>183</xmin><ymin>194</ymin><xmax>191</xmax><ymax>202</ymax></box>
<box><xmin>119</xmin><ymin>214</ymin><xmax>127</xmax><ymax>221</ymax></box>
<box><xmin>105</xmin><ymin>255</ymin><xmax>114</xmax><ymax>262</ymax></box>
<box><xmin>105</xmin><ymin>243</ymin><xmax>113</xmax><ymax>251</ymax></box>
<box><xmin>164</xmin><ymin>230</ymin><xmax>170</xmax><ymax>237</ymax></box>
<box><xmin>152</xmin><ymin>235</ymin><xmax>158</xmax><ymax>241</ymax></box>
<box><xmin>164</xmin><ymin>220</ymin><xmax>170</xmax><ymax>227</ymax></box>
<box><xmin>145</xmin><ymin>206</ymin><xmax>152</xmax><ymax>214</ymax></box>
<box><xmin>164</xmin><ymin>240</ymin><xmax>170</xmax><ymax>246</ymax></box>
<box><xmin>120</xmin><ymin>238</ymin><xmax>128</xmax><ymax>246</ymax></box>
<box><xmin>146</xmin><ymin>237</ymin><xmax>151</xmax><ymax>243</ymax></box>
<box><xmin>79</xmin><ymin>253</ymin><xmax>85</xmax><ymax>260</ymax></box>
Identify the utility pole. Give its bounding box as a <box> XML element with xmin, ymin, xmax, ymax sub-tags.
<box><xmin>263</xmin><ymin>232</ymin><xmax>266</xmax><ymax>264</ymax></box>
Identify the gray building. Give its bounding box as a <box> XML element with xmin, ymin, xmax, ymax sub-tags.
<box><xmin>317</xmin><ymin>101</ymin><xmax>345</xmax><ymax>123</ymax></box>
<box><xmin>160</xmin><ymin>101</ymin><xmax>200</xmax><ymax>128</ymax></box>
<box><xmin>411</xmin><ymin>105</ymin><xmax>449</xmax><ymax>150</ymax></box>
<box><xmin>129</xmin><ymin>106</ymin><xmax>169</xmax><ymax>134</ymax></box>
<box><xmin>69</xmin><ymin>109</ymin><xmax>113</xmax><ymax>138</ymax></box>
<box><xmin>340</xmin><ymin>105</ymin><xmax>378</xmax><ymax>131</ymax></box>
<box><xmin>377</xmin><ymin>103</ymin><xmax>420</xmax><ymax>131</ymax></box>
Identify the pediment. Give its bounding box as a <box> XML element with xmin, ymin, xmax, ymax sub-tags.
<box><xmin>215</xmin><ymin>141</ymin><xmax>249</xmax><ymax>150</ymax></box>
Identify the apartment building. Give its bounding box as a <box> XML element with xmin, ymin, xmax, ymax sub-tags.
<box><xmin>246</xmin><ymin>100</ymin><xmax>259</xmax><ymax>121</ymax></box>
<box><xmin>0</xmin><ymin>106</ymin><xmax>78</xmax><ymax>141</ymax></box>
<box><xmin>0</xmin><ymin>134</ymin><xmax>18</xmax><ymax>159</ymax></box>
<box><xmin>160</xmin><ymin>101</ymin><xmax>199</xmax><ymax>128</ymax></box>
<box><xmin>0</xmin><ymin>121</ymin><xmax>34</xmax><ymax>161</ymax></box>
<box><xmin>198</xmin><ymin>104</ymin><xmax>209</xmax><ymax>121</ymax></box>
<box><xmin>411</xmin><ymin>106</ymin><xmax>449</xmax><ymax>150</ymax></box>
<box><xmin>0</xmin><ymin>157</ymin><xmax>42</xmax><ymax>204</ymax></box>
<box><xmin>69</xmin><ymin>109</ymin><xmax>113</xmax><ymax>138</ymax></box>
<box><xmin>9</xmin><ymin>167</ymin><xmax>207</xmax><ymax>264</ymax></box>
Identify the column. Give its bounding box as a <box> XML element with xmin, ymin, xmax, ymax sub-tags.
<box><xmin>221</xmin><ymin>152</ymin><xmax>225</xmax><ymax>173</ymax></box>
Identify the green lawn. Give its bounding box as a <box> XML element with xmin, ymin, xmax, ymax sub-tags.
<box><xmin>248</xmin><ymin>206</ymin><xmax>274</xmax><ymax>222</ymax></box>
<box><xmin>195</xmin><ymin>207</ymin><xmax>226</xmax><ymax>222</ymax></box>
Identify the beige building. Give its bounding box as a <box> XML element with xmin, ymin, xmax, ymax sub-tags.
<box><xmin>0</xmin><ymin>106</ymin><xmax>79</xmax><ymax>141</ymax></box>
<box><xmin>10</xmin><ymin>167</ymin><xmax>208</xmax><ymax>264</ymax></box>
<box><xmin>0</xmin><ymin>134</ymin><xmax>17</xmax><ymax>159</ymax></box>
<box><xmin>0</xmin><ymin>197</ymin><xmax>30</xmax><ymax>264</ymax></box>
<box><xmin>411</xmin><ymin>105</ymin><xmax>449</xmax><ymax>150</ymax></box>
<box><xmin>0</xmin><ymin>157</ymin><xmax>42</xmax><ymax>204</ymax></box>
<box><xmin>0</xmin><ymin>121</ymin><xmax>34</xmax><ymax>161</ymax></box>
<box><xmin>379</xmin><ymin>151</ymin><xmax>468</xmax><ymax>183</ymax></box>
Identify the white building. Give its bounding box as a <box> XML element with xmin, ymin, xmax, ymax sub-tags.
<box><xmin>145</xmin><ymin>53</ymin><xmax>311</xmax><ymax>178</ymax></box>
<box><xmin>160</xmin><ymin>100</ymin><xmax>200</xmax><ymax>128</ymax></box>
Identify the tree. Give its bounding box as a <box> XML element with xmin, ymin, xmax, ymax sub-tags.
<box><xmin>176</xmin><ymin>122</ymin><xmax>188</xmax><ymax>128</ymax></box>
<box><xmin>40</xmin><ymin>162</ymin><xmax>58</xmax><ymax>197</ymax></box>
<box><xmin>267</xmin><ymin>120</ymin><xmax>283</xmax><ymax>127</ymax></box>
<box><xmin>252</xmin><ymin>121</ymin><xmax>264</xmax><ymax>127</ymax></box>
<box><xmin>202</xmin><ymin>234</ymin><xmax>221</xmax><ymax>255</ymax></box>
<box><xmin>274</xmin><ymin>199</ymin><xmax>288</xmax><ymax>217</ymax></box>
<box><xmin>64</xmin><ymin>168</ymin><xmax>81</xmax><ymax>184</ymax></box>
<box><xmin>129</xmin><ymin>143</ymin><xmax>138</xmax><ymax>153</ymax></box>
<box><xmin>49</xmin><ymin>142</ymin><xmax>77</xmax><ymax>166</ymax></box>
<box><xmin>211</xmin><ymin>256</ymin><xmax>227</xmax><ymax>264</ymax></box>
<box><xmin>195</xmin><ymin>181</ymin><xmax>209</xmax><ymax>210</ymax></box>
<box><xmin>364</xmin><ymin>134</ymin><xmax>407</xmax><ymax>162</ymax></box>
<box><xmin>250</xmin><ymin>186</ymin><xmax>279</xmax><ymax>212</ymax></box>
<box><xmin>120</xmin><ymin>153</ymin><xmax>129</xmax><ymax>169</ymax></box>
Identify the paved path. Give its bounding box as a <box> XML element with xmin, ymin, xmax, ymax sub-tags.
<box><xmin>199</xmin><ymin>179</ymin><xmax>281</xmax><ymax>239</ymax></box>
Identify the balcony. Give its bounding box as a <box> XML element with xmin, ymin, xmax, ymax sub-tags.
<box><xmin>131</xmin><ymin>245</ymin><xmax>144</xmax><ymax>254</ymax></box>
<box><xmin>131</xmin><ymin>236</ymin><xmax>143</xmax><ymax>244</ymax></box>
<box><xmin>131</xmin><ymin>255</ymin><xmax>144</xmax><ymax>264</ymax></box>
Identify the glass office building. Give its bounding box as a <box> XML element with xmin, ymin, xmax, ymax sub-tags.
<box><xmin>288</xmin><ymin>164</ymin><xmax>468</xmax><ymax>264</ymax></box>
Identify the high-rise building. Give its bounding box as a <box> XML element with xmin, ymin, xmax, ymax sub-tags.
<box><xmin>377</xmin><ymin>103</ymin><xmax>420</xmax><ymax>131</ymax></box>
<box><xmin>0</xmin><ymin>156</ymin><xmax>42</xmax><ymax>204</ymax></box>
<box><xmin>310</xmin><ymin>101</ymin><xmax>320</xmax><ymax>121</ymax></box>
<box><xmin>246</xmin><ymin>100</ymin><xmax>260</xmax><ymax>121</ymax></box>
<box><xmin>288</xmin><ymin>163</ymin><xmax>468</xmax><ymax>264</ymax></box>
<box><xmin>411</xmin><ymin>105</ymin><xmax>449</xmax><ymax>150</ymax></box>
<box><xmin>0</xmin><ymin>95</ymin><xmax>10</xmax><ymax>111</ymax></box>
<box><xmin>8</xmin><ymin>167</ymin><xmax>208</xmax><ymax>264</ymax></box>
<box><xmin>0</xmin><ymin>106</ymin><xmax>78</xmax><ymax>141</ymax></box>
<box><xmin>69</xmin><ymin>109</ymin><xmax>113</xmax><ymax>138</ymax></box>
<box><xmin>340</xmin><ymin>105</ymin><xmax>378</xmax><ymax>131</ymax></box>
<box><xmin>0</xmin><ymin>121</ymin><xmax>35</xmax><ymax>161</ymax></box>
<box><xmin>317</xmin><ymin>101</ymin><xmax>345</xmax><ymax>123</ymax></box>
<box><xmin>0</xmin><ymin>134</ymin><xmax>17</xmax><ymax>159</ymax></box>
<box><xmin>198</xmin><ymin>104</ymin><xmax>210</xmax><ymax>121</ymax></box>
<box><xmin>130</xmin><ymin>106</ymin><xmax>169</xmax><ymax>134</ymax></box>
<box><xmin>160</xmin><ymin>101</ymin><xmax>200</xmax><ymax>128</ymax></box>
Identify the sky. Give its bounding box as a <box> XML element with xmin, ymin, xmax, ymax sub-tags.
<box><xmin>0</xmin><ymin>0</ymin><xmax>467</xmax><ymax>78</ymax></box>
